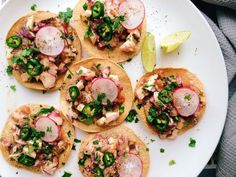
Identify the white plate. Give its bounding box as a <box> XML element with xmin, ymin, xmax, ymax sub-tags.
<box><xmin>0</xmin><ymin>0</ymin><xmax>228</xmax><ymax>177</ymax></box>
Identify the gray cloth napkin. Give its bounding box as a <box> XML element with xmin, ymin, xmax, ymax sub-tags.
<box><xmin>201</xmin><ymin>0</ymin><xmax>236</xmax><ymax>176</ymax></box>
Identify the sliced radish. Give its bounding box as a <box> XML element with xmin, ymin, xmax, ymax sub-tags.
<box><xmin>117</xmin><ymin>154</ymin><xmax>143</xmax><ymax>177</ymax></box>
<box><xmin>48</xmin><ymin>111</ymin><xmax>64</xmax><ymax>126</ymax></box>
<box><xmin>35</xmin><ymin>26</ymin><xmax>65</xmax><ymax>56</ymax></box>
<box><xmin>91</xmin><ymin>78</ymin><xmax>118</xmax><ymax>104</ymax></box>
<box><xmin>119</xmin><ymin>0</ymin><xmax>145</xmax><ymax>30</ymax></box>
<box><xmin>173</xmin><ymin>87</ymin><xmax>200</xmax><ymax>117</ymax></box>
<box><xmin>35</xmin><ymin>117</ymin><xmax>60</xmax><ymax>143</ymax></box>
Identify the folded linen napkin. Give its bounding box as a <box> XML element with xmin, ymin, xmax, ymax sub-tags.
<box><xmin>200</xmin><ymin>0</ymin><xmax>236</xmax><ymax>176</ymax></box>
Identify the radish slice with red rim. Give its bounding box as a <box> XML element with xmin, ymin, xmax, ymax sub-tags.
<box><xmin>91</xmin><ymin>78</ymin><xmax>118</xmax><ymax>104</ymax></box>
<box><xmin>173</xmin><ymin>87</ymin><xmax>200</xmax><ymax>117</ymax></box>
<box><xmin>35</xmin><ymin>117</ymin><xmax>60</xmax><ymax>142</ymax></box>
<box><xmin>35</xmin><ymin>26</ymin><xmax>65</xmax><ymax>56</ymax></box>
<box><xmin>48</xmin><ymin>111</ymin><xmax>64</xmax><ymax>126</ymax></box>
<box><xmin>117</xmin><ymin>154</ymin><xmax>143</xmax><ymax>177</ymax></box>
<box><xmin>119</xmin><ymin>0</ymin><xmax>145</xmax><ymax>30</ymax></box>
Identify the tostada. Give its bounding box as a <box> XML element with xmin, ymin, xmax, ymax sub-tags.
<box><xmin>5</xmin><ymin>10</ymin><xmax>81</xmax><ymax>90</ymax></box>
<box><xmin>73</xmin><ymin>0</ymin><xmax>146</xmax><ymax>62</ymax></box>
<box><xmin>0</xmin><ymin>104</ymin><xmax>75</xmax><ymax>175</ymax></box>
<box><xmin>134</xmin><ymin>68</ymin><xmax>206</xmax><ymax>139</ymax></box>
<box><xmin>60</xmin><ymin>57</ymin><xmax>133</xmax><ymax>132</ymax></box>
<box><xmin>78</xmin><ymin>125</ymin><xmax>149</xmax><ymax>177</ymax></box>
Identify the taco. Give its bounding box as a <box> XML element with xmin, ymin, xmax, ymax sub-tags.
<box><xmin>0</xmin><ymin>104</ymin><xmax>75</xmax><ymax>175</ymax></box>
<box><xmin>5</xmin><ymin>10</ymin><xmax>81</xmax><ymax>91</ymax></box>
<box><xmin>60</xmin><ymin>57</ymin><xmax>133</xmax><ymax>132</ymax></box>
<box><xmin>73</xmin><ymin>0</ymin><xmax>146</xmax><ymax>63</ymax></box>
<box><xmin>134</xmin><ymin>68</ymin><xmax>206</xmax><ymax>139</ymax></box>
<box><xmin>78</xmin><ymin>125</ymin><xmax>149</xmax><ymax>177</ymax></box>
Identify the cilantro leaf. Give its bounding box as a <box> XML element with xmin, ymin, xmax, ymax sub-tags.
<box><xmin>59</xmin><ymin>8</ymin><xmax>73</xmax><ymax>23</ymax></box>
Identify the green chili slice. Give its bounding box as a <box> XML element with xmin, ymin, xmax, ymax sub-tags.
<box><xmin>97</xmin><ymin>22</ymin><xmax>113</xmax><ymax>42</ymax></box>
<box><xmin>20</xmin><ymin>127</ymin><xmax>32</xmax><ymax>141</ymax></box>
<box><xmin>103</xmin><ymin>152</ymin><xmax>115</xmax><ymax>167</ymax></box>
<box><xmin>92</xmin><ymin>1</ymin><xmax>104</xmax><ymax>19</ymax></box>
<box><xmin>69</xmin><ymin>86</ymin><xmax>79</xmax><ymax>101</ymax></box>
<box><xmin>26</xmin><ymin>58</ymin><xmax>43</xmax><ymax>76</ymax></box>
<box><xmin>93</xmin><ymin>166</ymin><xmax>104</xmax><ymax>177</ymax></box>
<box><xmin>17</xmin><ymin>154</ymin><xmax>35</xmax><ymax>166</ymax></box>
<box><xmin>6</xmin><ymin>36</ymin><xmax>22</xmax><ymax>49</ymax></box>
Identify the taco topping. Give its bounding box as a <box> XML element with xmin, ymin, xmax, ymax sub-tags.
<box><xmin>80</xmin><ymin>0</ymin><xmax>145</xmax><ymax>51</ymax></box>
<box><xmin>66</xmin><ymin>64</ymin><xmax>125</xmax><ymax>126</ymax></box>
<box><xmin>79</xmin><ymin>134</ymin><xmax>142</xmax><ymax>177</ymax></box>
<box><xmin>135</xmin><ymin>72</ymin><xmax>204</xmax><ymax>139</ymax></box>
<box><xmin>0</xmin><ymin>106</ymin><xmax>69</xmax><ymax>175</ymax></box>
<box><xmin>6</xmin><ymin>11</ymin><xmax>78</xmax><ymax>89</ymax></box>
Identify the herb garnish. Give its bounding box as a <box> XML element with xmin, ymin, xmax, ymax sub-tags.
<box><xmin>10</xmin><ymin>85</ymin><xmax>16</xmax><ymax>92</ymax></box>
<box><xmin>59</xmin><ymin>8</ymin><xmax>73</xmax><ymax>23</ymax></box>
<box><xmin>184</xmin><ymin>94</ymin><xmax>192</xmax><ymax>101</ymax></box>
<box><xmin>119</xmin><ymin>105</ymin><xmax>125</xmax><ymax>114</ymax></box>
<box><xmin>62</xmin><ymin>171</ymin><xmax>72</xmax><ymax>177</ymax></box>
<box><xmin>119</xmin><ymin>63</ymin><xmax>124</xmax><ymax>68</ymax></box>
<box><xmin>160</xmin><ymin>148</ymin><xmax>165</xmax><ymax>153</ymax></box>
<box><xmin>67</xmin><ymin>130</ymin><xmax>71</xmax><ymax>137</ymax></box>
<box><xmin>126</xmin><ymin>109</ymin><xmax>138</xmax><ymax>123</ymax></box>
<box><xmin>6</xmin><ymin>65</ymin><xmax>13</xmax><ymax>76</ymax></box>
<box><xmin>84</xmin><ymin>21</ymin><xmax>93</xmax><ymax>38</ymax></box>
<box><xmin>83</xmin><ymin>3</ymin><xmax>88</xmax><ymax>10</ymax></box>
<box><xmin>31</xmin><ymin>4</ymin><xmax>37</xmax><ymax>11</ymax></box>
<box><xmin>189</xmin><ymin>138</ymin><xmax>196</xmax><ymax>148</ymax></box>
<box><xmin>169</xmin><ymin>160</ymin><xmax>176</xmax><ymax>166</ymax></box>
<box><xmin>74</xmin><ymin>138</ymin><xmax>81</xmax><ymax>143</ymax></box>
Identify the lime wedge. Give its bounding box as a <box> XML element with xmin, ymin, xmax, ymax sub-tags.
<box><xmin>160</xmin><ymin>31</ymin><xmax>191</xmax><ymax>53</ymax></box>
<box><xmin>141</xmin><ymin>32</ymin><xmax>156</xmax><ymax>72</ymax></box>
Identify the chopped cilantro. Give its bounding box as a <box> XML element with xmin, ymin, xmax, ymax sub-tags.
<box><xmin>160</xmin><ymin>148</ymin><xmax>165</xmax><ymax>153</ymax></box>
<box><xmin>6</xmin><ymin>65</ymin><xmax>13</xmax><ymax>76</ymax></box>
<box><xmin>37</xmin><ymin>107</ymin><xmax>54</xmax><ymax>116</ymax></box>
<box><xmin>184</xmin><ymin>94</ymin><xmax>192</xmax><ymax>101</ymax></box>
<box><xmin>10</xmin><ymin>85</ymin><xmax>16</xmax><ymax>92</ymax></box>
<box><xmin>119</xmin><ymin>105</ymin><xmax>125</xmax><ymax>114</ymax></box>
<box><xmin>31</xmin><ymin>4</ymin><xmax>37</xmax><ymax>11</ymax></box>
<box><xmin>74</xmin><ymin>138</ymin><xmax>81</xmax><ymax>143</ymax></box>
<box><xmin>127</xmin><ymin>58</ymin><xmax>132</xmax><ymax>62</ymax></box>
<box><xmin>189</xmin><ymin>138</ymin><xmax>196</xmax><ymax>148</ymax></box>
<box><xmin>58</xmin><ymin>8</ymin><xmax>73</xmax><ymax>23</ymax></box>
<box><xmin>93</xmin><ymin>140</ymin><xmax>99</xmax><ymax>145</ymax></box>
<box><xmin>62</xmin><ymin>162</ymin><xmax>66</xmax><ymax>166</ymax></box>
<box><xmin>150</xmin><ymin>139</ymin><xmax>155</xmax><ymax>143</ymax></box>
<box><xmin>136</xmin><ymin>103</ymin><xmax>142</xmax><ymax>109</ymax></box>
<box><xmin>97</xmin><ymin>93</ymin><xmax>106</xmax><ymax>102</ymax></box>
<box><xmin>68</xmin><ymin>34</ymin><xmax>74</xmax><ymax>41</ymax></box>
<box><xmin>60</xmin><ymin>33</ymin><xmax>67</xmax><ymax>39</ymax></box>
<box><xmin>169</xmin><ymin>160</ymin><xmax>176</xmax><ymax>166</ymax></box>
<box><xmin>62</xmin><ymin>171</ymin><xmax>72</xmax><ymax>177</ymax></box>
<box><xmin>125</xmin><ymin>109</ymin><xmax>138</xmax><ymax>123</ymax></box>
<box><xmin>146</xmin><ymin>148</ymin><xmax>149</xmax><ymax>151</ymax></box>
<box><xmin>72</xmin><ymin>144</ymin><xmax>76</xmax><ymax>150</ymax></box>
<box><xmin>84</xmin><ymin>22</ymin><xmax>93</xmax><ymax>38</ymax></box>
<box><xmin>183</xmin><ymin>120</ymin><xmax>189</xmax><ymax>125</ymax></box>
<box><xmin>119</xmin><ymin>63</ymin><xmax>124</xmax><ymax>68</ymax></box>
<box><xmin>67</xmin><ymin>74</ymin><xmax>72</xmax><ymax>79</ymax></box>
<box><xmin>112</xmin><ymin>16</ymin><xmax>125</xmax><ymax>31</ymax></box>
<box><xmin>96</xmin><ymin>64</ymin><xmax>101</xmax><ymax>70</ymax></box>
<box><xmin>83</xmin><ymin>3</ymin><xmax>88</xmax><ymax>10</ymax></box>
<box><xmin>78</xmin><ymin>69</ymin><xmax>83</xmax><ymax>75</ymax></box>
<box><xmin>46</xmin><ymin>126</ymin><xmax>52</xmax><ymax>133</ymax></box>
<box><xmin>67</xmin><ymin>130</ymin><xmax>71</xmax><ymax>137</ymax></box>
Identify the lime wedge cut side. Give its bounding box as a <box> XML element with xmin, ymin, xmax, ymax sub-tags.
<box><xmin>141</xmin><ymin>32</ymin><xmax>156</xmax><ymax>72</ymax></box>
<box><xmin>160</xmin><ymin>31</ymin><xmax>191</xmax><ymax>53</ymax></box>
